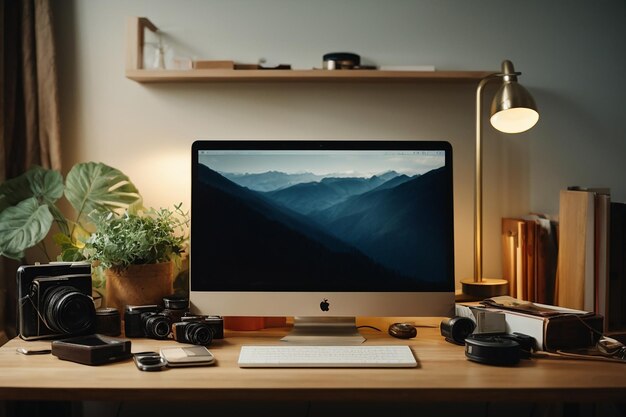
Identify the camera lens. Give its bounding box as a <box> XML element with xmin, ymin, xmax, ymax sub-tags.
<box><xmin>185</xmin><ymin>322</ymin><xmax>213</xmax><ymax>346</ymax></box>
<box><xmin>162</xmin><ymin>296</ymin><xmax>189</xmax><ymax>324</ymax></box>
<box><xmin>43</xmin><ymin>286</ymin><xmax>96</xmax><ymax>334</ymax></box>
<box><xmin>143</xmin><ymin>314</ymin><xmax>171</xmax><ymax>339</ymax></box>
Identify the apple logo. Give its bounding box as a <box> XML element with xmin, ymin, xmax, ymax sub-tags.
<box><xmin>320</xmin><ymin>298</ymin><xmax>330</xmax><ymax>312</ymax></box>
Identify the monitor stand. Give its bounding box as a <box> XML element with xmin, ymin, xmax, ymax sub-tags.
<box><xmin>281</xmin><ymin>317</ymin><xmax>365</xmax><ymax>345</ymax></box>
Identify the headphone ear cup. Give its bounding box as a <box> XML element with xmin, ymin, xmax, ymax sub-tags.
<box><xmin>440</xmin><ymin>316</ymin><xmax>476</xmax><ymax>345</ymax></box>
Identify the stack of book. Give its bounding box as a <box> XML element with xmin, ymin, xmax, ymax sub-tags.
<box><xmin>501</xmin><ymin>216</ymin><xmax>558</xmax><ymax>304</ymax></box>
<box><xmin>504</xmin><ymin>188</ymin><xmax>626</xmax><ymax>334</ymax></box>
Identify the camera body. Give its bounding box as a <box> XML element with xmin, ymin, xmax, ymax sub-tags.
<box><xmin>172</xmin><ymin>315</ymin><xmax>224</xmax><ymax>345</ymax></box>
<box><xmin>17</xmin><ymin>263</ymin><xmax>96</xmax><ymax>341</ymax></box>
<box><xmin>124</xmin><ymin>305</ymin><xmax>171</xmax><ymax>339</ymax></box>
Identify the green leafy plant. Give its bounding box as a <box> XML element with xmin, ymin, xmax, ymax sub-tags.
<box><xmin>0</xmin><ymin>163</ymin><xmax>141</xmax><ymax>261</ymax></box>
<box><xmin>82</xmin><ymin>204</ymin><xmax>189</xmax><ymax>271</ymax></box>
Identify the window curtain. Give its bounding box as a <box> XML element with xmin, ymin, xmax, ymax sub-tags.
<box><xmin>1</xmin><ymin>0</ymin><xmax>61</xmax><ymax>339</ymax></box>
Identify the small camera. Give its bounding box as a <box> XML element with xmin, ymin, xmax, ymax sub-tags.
<box><xmin>124</xmin><ymin>305</ymin><xmax>171</xmax><ymax>339</ymax></box>
<box><xmin>17</xmin><ymin>263</ymin><xmax>96</xmax><ymax>341</ymax></box>
<box><xmin>172</xmin><ymin>315</ymin><xmax>224</xmax><ymax>345</ymax></box>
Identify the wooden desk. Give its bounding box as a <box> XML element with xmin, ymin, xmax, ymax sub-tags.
<box><xmin>1</xmin><ymin>319</ymin><xmax>625</xmax><ymax>403</ymax></box>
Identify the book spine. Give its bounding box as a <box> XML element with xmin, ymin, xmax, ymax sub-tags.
<box><xmin>556</xmin><ymin>190</ymin><xmax>595</xmax><ymax>311</ymax></box>
<box><xmin>609</xmin><ymin>203</ymin><xmax>626</xmax><ymax>330</ymax></box>
<box><xmin>525</xmin><ymin>219</ymin><xmax>537</xmax><ymax>302</ymax></box>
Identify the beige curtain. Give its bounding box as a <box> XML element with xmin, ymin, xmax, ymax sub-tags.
<box><xmin>1</xmin><ymin>0</ymin><xmax>61</xmax><ymax>339</ymax></box>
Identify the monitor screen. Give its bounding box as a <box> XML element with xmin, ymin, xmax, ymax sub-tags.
<box><xmin>190</xmin><ymin>140</ymin><xmax>454</xmax><ymax>318</ymax></box>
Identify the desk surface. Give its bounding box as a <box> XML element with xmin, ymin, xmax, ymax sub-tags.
<box><xmin>1</xmin><ymin>319</ymin><xmax>625</xmax><ymax>402</ymax></box>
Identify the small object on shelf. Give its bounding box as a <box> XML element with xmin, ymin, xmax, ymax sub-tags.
<box><xmin>171</xmin><ymin>57</ymin><xmax>193</xmax><ymax>70</ymax></box>
<box><xmin>234</xmin><ymin>63</ymin><xmax>260</xmax><ymax>70</ymax></box>
<box><xmin>258</xmin><ymin>64</ymin><xmax>291</xmax><ymax>70</ymax></box>
<box><xmin>323</xmin><ymin>52</ymin><xmax>360</xmax><ymax>70</ymax></box>
<box><xmin>193</xmin><ymin>60</ymin><xmax>235</xmax><ymax>70</ymax></box>
<box><xmin>379</xmin><ymin>65</ymin><xmax>436</xmax><ymax>71</ymax></box>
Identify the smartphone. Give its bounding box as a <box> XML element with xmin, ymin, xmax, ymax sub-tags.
<box><xmin>160</xmin><ymin>346</ymin><xmax>215</xmax><ymax>367</ymax></box>
<box><xmin>133</xmin><ymin>351</ymin><xmax>168</xmax><ymax>371</ymax></box>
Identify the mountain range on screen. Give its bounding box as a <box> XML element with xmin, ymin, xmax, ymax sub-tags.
<box><xmin>193</xmin><ymin>164</ymin><xmax>450</xmax><ymax>291</ymax></box>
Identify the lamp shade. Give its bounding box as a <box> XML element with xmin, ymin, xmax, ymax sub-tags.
<box><xmin>490</xmin><ymin>76</ymin><xmax>539</xmax><ymax>133</ymax></box>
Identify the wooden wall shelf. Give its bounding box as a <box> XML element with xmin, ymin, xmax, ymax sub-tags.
<box><xmin>125</xmin><ymin>17</ymin><xmax>493</xmax><ymax>84</ymax></box>
<box><xmin>125</xmin><ymin>69</ymin><xmax>494</xmax><ymax>83</ymax></box>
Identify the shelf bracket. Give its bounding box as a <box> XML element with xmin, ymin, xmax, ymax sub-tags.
<box><xmin>126</xmin><ymin>17</ymin><xmax>159</xmax><ymax>72</ymax></box>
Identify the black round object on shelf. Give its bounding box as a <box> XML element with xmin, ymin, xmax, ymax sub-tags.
<box><xmin>322</xmin><ymin>52</ymin><xmax>361</xmax><ymax>69</ymax></box>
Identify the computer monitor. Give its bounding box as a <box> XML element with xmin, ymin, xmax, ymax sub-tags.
<box><xmin>190</xmin><ymin>140</ymin><xmax>455</xmax><ymax>343</ymax></box>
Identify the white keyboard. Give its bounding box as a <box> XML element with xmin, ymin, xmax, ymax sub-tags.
<box><xmin>238</xmin><ymin>345</ymin><xmax>417</xmax><ymax>368</ymax></box>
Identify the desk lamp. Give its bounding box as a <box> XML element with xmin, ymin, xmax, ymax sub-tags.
<box><xmin>461</xmin><ymin>60</ymin><xmax>539</xmax><ymax>299</ymax></box>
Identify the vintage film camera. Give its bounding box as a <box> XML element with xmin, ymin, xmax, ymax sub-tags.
<box><xmin>124</xmin><ymin>305</ymin><xmax>171</xmax><ymax>340</ymax></box>
<box><xmin>171</xmin><ymin>315</ymin><xmax>224</xmax><ymax>346</ymax></box>
<box><xmin>17</xmin><ymin>263</ymin><xmax>96</xmax><ymax>341</ymax></box>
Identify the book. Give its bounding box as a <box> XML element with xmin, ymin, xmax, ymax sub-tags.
<box><xmin>502</xmin><ymin>218</ymin><xmax>526</xmax><ymax>299</ymax></box>
<box><xmin>534</xmin><ymin>218</ymin><xmax>558</xmax><ymax>305</ymax></box>
<box><xmin>595</xmin><ymin>193</ymin><xmax>610</xmax><ymax>330</ymax></box>
<box><xmin>476</xmin><ymin>297</ymin><xmax>603</xmax><ymax>351</ymax></box>
<box><xmin>502</xmin><ymin>216</ymin><xmax>557</xmax><ymax>303</ymax></box>
<box><xmin>459</xmin><ymin>297</ymin><xmax>603</xmax><ymax>351</ymax></box>
<box><xmin>556</xmin><ymin>190</ymin><xmax>596</xmax><ymax>311</ymax></box>
<box><xmin>526</xmin><ymin>219</ymin><xmax>536</xmax><ymax>301</ymax></box>
<box><xmin>609</xmin><ymin>202</ymin><xmax>626</xmax><ymax>331</ymax></box>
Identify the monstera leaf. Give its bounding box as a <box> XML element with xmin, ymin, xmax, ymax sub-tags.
<box><xmin>0</xmin><ymin>166</ymin><xmax>63</xmax><ymax>212</ymax></box>
<box><xmin>27</xmin><ymin>166</ymin><xmax>64</xmax><ymax>203</ymax></box>
<box><xmin>0</xmin><ymin>175</ymin><xmax>31</xmax><ymax>213</ymax></box>
<box><xmin>0</xmin><ymin>197</ymin><xmax>53</xmax><ymax>260</ymax></box>
<box><xmin>65</xmin><ymin>162</ymin><xmax>141</xmax><ymax>221</ymax></box>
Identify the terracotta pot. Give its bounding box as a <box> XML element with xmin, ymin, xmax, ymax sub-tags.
<box><xmin>105</xmin><ymin>262</ymin><xmax>173</xmax><ymax>313</ymax></box>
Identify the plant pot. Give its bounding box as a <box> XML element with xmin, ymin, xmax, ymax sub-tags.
<box><xmin>104</xmin><ymin>262</ymin><xmax>173</xmax><ymax>313</ymax></box>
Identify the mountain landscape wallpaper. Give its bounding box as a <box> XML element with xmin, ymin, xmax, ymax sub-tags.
<box><xmin>192</xmin><ymin>150</ymin><xmax>453</xmax><ymax>292</ymax></box>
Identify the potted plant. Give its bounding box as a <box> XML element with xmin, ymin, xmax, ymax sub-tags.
<box><xmin>81</xmin><ymin>205</ymin><xmax>189</xmax><ymax>312</ymax></box>
<box><xmin>0</xmin><ymin>163</ymin><xmax>141</xmax><ymax>262</ymax></box>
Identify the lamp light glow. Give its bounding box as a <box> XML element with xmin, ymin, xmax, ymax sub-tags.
<box><xmin>490</xmin><ymin>107</ymin><xmax>539</xmax><ymax>133</ymax></box>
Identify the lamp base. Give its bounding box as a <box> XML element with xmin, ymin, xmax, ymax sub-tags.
<box><xmin>460</xmin><ymin>278</ymin><xmax>508</xmax><ymax>300</ymax></box>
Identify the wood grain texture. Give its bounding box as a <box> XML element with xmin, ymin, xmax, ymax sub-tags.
<box><xmin>556</xmin><ymin>190</ymin><xmax>595</xmax><ymax>310</ymax></box>
<box><xmin>125</xmin><ymin>69</ymin><xmax>494</xmax><ymax>83</ymax></box>
<box><xmin>1</xmin><ymin>319</ymin><xmax>625</xmax><ymax>402</ymax></box>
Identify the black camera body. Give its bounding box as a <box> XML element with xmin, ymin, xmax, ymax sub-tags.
<box><xmin>172</xmin><ymin>315</ymin><xmax>224</xmax><ymax>345</ymax></box>
<box><xmin>124</xmin><ymin>305</ymin><xmax>171</xmax><ymax>339</ymax></box>
<box><xmin>17</xmin><ymin>263</ymin><xmax>96</xmax><ymax>341</ymax></box>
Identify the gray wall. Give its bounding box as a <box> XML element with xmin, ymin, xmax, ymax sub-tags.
<box><xmin>55</xmin><ymin>0</ymin><xmax>626</xmax><ymax>286</ymax></box>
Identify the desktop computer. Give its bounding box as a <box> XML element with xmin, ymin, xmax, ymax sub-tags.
<box><xmin>190</xmin><ymin>140</ymin><xmax>455</xmax><ymax>345</ymax></box>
